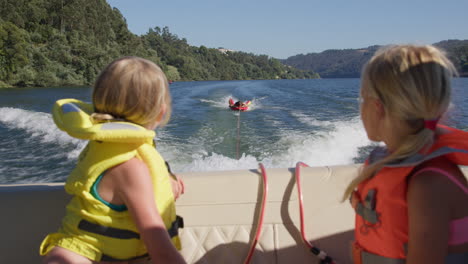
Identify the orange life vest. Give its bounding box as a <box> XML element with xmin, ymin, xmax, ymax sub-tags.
<box><xmin>353</xmin><ymin>125</ymin><xmax>468</xmax><ymax>263</ymax></box>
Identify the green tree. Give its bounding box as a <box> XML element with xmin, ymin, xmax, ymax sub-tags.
<box><xmin>0</xmin><ymin>21</ymin><xmax>30</xmax><ymax>83</ymax></box>
<box><xmin>0</xmin><ymin>0</ymin><xmax>319</xmax><ymax>87</ymax></box>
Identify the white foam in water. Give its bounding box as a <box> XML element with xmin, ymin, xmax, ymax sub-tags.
<box><xmin>290</xmin><ymin>111</ymin><xmax>335</xmax><ymax>127</ymax></box>
<box><xmin>0</xmin><ymin>107</ymin><xmax>371</xmax><ymax>175</ymax></box>
<box><xmin>199</xmin><ymin>95</ymin><xmax>235</xmax><ymax>109</ymax></box>
<box><xmin>264</xmin><ymin>117</ymin><xmax>370</xmax><ymax>167</ymax></box>
<box><xmin>178</xmin><ymin>152</ymin><xmax>259</xmax><ymax>172</ymax></box>
<box><xmin>244</xmin><ymin>97</ymin><xmax>262</xmax><ymax>111</ymax></box>
<box><xmin>0</xmin><ymin>107</ymin><xmax>86</xmax><ymax>160</ymax></box>
<box><xmin>162</xmin><ymin>115</ymin><xmax>371</xmax><ymax>173</ymax></box>
<box><xmin>199</xmin><ymin>94</ymin><xmax>263</xmax><ymax>112</ymax></box>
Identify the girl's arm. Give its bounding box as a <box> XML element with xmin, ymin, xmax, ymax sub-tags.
<box><xmin>113</xmin><ymin>158</ymin><xmax>186</xmax><ymax>264</ymax></box>
<box><xmin>407</xmin><ymin>170</ymin><xmax>450</xmax><ymax>264</ymax></box>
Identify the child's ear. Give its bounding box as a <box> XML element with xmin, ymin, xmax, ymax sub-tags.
<box><xmin>374</xmin><ymin>99</ymin><xmax>386</xmax><ymax>118</ymax></box>
<box><xmin>157</xmin><ymin>103</ymin><xmax>167</xmax><ymax>122</ymax></box>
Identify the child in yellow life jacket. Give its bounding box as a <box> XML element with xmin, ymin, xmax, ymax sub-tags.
<box><xmin>344</xmin><ymin>45</ymin><xmax>468</xmax><ymax>264</ymax></box>
<box><xmin>40</xmin><ymin>57</ymin><xmax>186</xmax><ymax>264</ymax></box>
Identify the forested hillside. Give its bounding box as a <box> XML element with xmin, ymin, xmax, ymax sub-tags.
<box><xmin>282</xmin><ymin>46</ymin><xmax>379</xmax><ymax>78</ymax></box>
<box><xmin>282</xmin><ymin>40</ymin><xmax>468</xmax><ymax>78</ymax></box>
<box><xmin>435</xmin><ymin>40</ymin><xmax>468</xmax><ymax>77</ymax></box>
<box><xmin>0</xmin><ymin>0</ymin><xmax>318</xmax><ymax>88</ymax></box>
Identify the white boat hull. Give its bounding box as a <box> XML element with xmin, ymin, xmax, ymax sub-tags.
<box><xmin>1</xmin><ymin>165</ymin><xmax>466</xmax><ymax>263</ymax></box>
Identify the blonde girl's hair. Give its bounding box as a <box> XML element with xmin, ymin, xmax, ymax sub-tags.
<box><xmin>91</xmin><ymin>56</ymin><xmax>171</xmax><ymax>128</ymax></box>
<box><xmin>343</xmin><ymin>44</ymin><xmax>457</xmax><ymax>201</ymax></box>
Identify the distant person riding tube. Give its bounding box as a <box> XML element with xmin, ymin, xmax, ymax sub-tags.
<box><xmin>229</xmin><ymin>98</ymin><xmax>251</xmax><ymax>111</ymax></box>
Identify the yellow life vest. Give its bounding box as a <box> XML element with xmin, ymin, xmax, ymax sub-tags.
<box><xmin>40</xmin><ymin>99</ymin><xmax>182</xmax><ymax>261</ymax></box>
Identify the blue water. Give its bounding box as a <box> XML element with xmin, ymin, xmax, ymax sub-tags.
<box><xmin>0</xmin><ymin>79</ymin><xmax>467</xmax><ymax>184</ymax></box>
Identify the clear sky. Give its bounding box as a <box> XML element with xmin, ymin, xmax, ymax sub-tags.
<box><xmin>107</xmin><ymin>0</ymin><xmax>468</xmax><ymax>59</ymax></box>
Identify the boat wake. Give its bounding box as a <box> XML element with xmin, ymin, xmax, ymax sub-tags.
<box><xmin>0</xmin><ymin>106</ymin><xmax>371</xmax><ymax>183</ymax></box>
<box><xmin>0</xmin><ymin>107</ymin><xmax>82</xmax><ymax>148</ymax></box>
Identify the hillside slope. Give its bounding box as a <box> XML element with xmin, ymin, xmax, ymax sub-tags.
<box><xmin>0</xmin><ymin>0</ymin><xmax>317</xmax><ymax>88</ymax></box>
<box><xmin>282</xmin><ymin>40</ymin><xmax>468</xmax><ymax>78</ymax></box>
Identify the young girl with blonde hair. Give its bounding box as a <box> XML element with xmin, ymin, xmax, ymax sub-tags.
<box><xmin>345</xmin><ymin>45</ymin><xmax>468</xmax><ymax>264</ymax></box>
<box><xmin>40</xmin><ymin>57</ymin><xmax>186</xmax><ymax>264</ymax></box>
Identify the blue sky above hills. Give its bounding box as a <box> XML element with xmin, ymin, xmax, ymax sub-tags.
<box><xmin>108</xmin><ymin>0</ymin><xmax>468</xmax><ymax>59</ymax></box>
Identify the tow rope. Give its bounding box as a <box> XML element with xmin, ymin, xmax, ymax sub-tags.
<box><xmin>236</xmin><ymin>109</ymin><xmax>241</xmax><ymax>160</ymax></box>
<box><xmin>296</xmin><ymin>162</ymin><xmax>337</xmax><ymax>264</ymax></box>
<box><xmin>243</xmin><ymin>163</ymin><xmax>268</xmax><ymax>264</ymax></box>
<box><xmin>243</xmin><ymin>163</ymin><xmax>337</xmax><ymax>264</ymax></box>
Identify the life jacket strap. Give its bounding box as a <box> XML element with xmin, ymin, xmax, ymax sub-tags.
<box><xmin>361</xmin><ymin>251</ymin><xmax>405</xmax><ymax>264</ymax></box>
<box><xmin>78</xmin><ymin>219</ymin><xmax>140</xmax><ymax>239</ymax></box>
<box><xmin>78</xmin><ymin>215</ymin><xmax>184</xmax><ymax>240</ymax></box>
<box><xmin>352</xmin><ymin>242</ymin><xmax>405</xmax><ymax>264</ymax></box>
<box><xmin>101</xmin><ymin>253</ymin><xmax>149</xmax><ymax>262</ymax></box>
<box><xmin>165</xmin><ymin>160</ymin><xmax>178</xmax><ymax>181</ymax></box>
<box><xmin>168</xmin><ymin>215</ymin><xmax>184</xmax><ymax>238</ymax></box>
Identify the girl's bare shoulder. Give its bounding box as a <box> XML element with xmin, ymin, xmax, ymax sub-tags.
<box><xmin>106</xmin><ymin>157</ymin><xmax>151</xmax><ymax>185</ymax></box>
